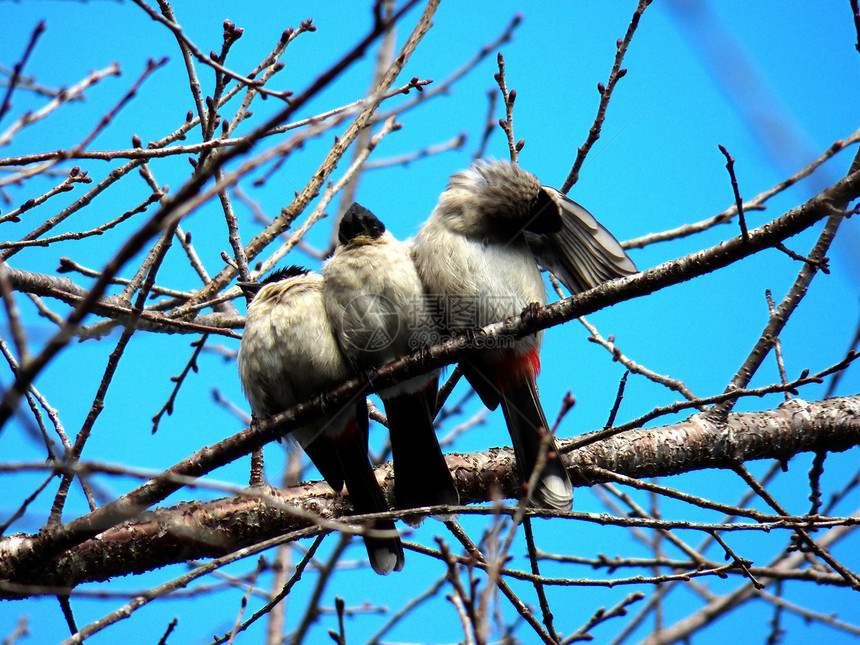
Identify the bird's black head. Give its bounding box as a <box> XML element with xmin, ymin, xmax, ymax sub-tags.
<box><xmin>338</xmin><ymin>202</ymin><xmax>386</xmax><ymax>245</ymax></box>
<box><xmin>238</xmin><ymin>265</ymin><xmax>309</xmax><ymax>297</ymax></box>
<box><xmin>262</xmin><ymin>265</ymin><xmax>309</xmax><ymax>284</ymax></box>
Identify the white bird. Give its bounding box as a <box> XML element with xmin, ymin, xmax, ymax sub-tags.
<box><xmin>323</xmin><ymin>203</ymin><xmax>459</xmax><ymax>514</ymax></box>
<box><xmin>237</xmin><ymin>265</ymin><xmax>404</xmax><ymax>575</ymax></box>
<box><xmin>412</xmin><ymin>160</ymin><xmax>636</xmax><ymax>509</ymax></box>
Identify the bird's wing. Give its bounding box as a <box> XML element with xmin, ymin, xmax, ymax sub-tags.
<box><xmin>525</xmin><ymin>188</ymin><xmax>637</xmax><ymax>294</ymax></box>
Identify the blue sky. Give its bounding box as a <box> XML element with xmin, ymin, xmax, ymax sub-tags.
<box><xmin>1</xmin><ymin>2</ymin><xmax>859</xmax><ymax>643</ymax></box>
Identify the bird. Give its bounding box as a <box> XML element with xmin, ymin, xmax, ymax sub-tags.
<box><xmin>323</xmin><ymin>202</ymin><xmax>460</xmax><ymax>515</ymax></box>
<box><xmin>412</xmin><ymin>159</ymin><xmax>637</xmax><ymax>510</ymax></box>
<box><xmin>237</xmin><ymin>265</ymin><xmax>404</xmax><ymax>575</ymax></box>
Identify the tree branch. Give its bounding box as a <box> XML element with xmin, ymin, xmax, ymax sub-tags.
<box><xmin>1</xmin><ymin>394</ymin><xmax>858</xmax><ymax>596</ymax></box>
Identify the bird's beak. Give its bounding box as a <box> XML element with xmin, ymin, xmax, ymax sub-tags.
<box><xmin>238</xmin><ymin>281</ymin><xmax>262</xmax><ymax>298</ymax></box>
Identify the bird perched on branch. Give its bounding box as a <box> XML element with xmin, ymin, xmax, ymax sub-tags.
<box><xmin>323</xmin><ymin>202</ymin><xmax>459</xmax><ymax>515</ymax></box>
<box><xmin>237</xmin><ymin>265</ymin><xmax>404</xmax><ymax>575</ymax></box>
<box><xmin>412</xmin><ymin>160</ymin><xmax>637</xmax><ymax>509</ymax></box>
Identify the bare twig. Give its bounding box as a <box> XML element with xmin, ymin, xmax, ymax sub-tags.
<box><xmin>708</xmin><ymin>211</ymin><xmax>843</xmax><ymax>421</ymax></box>
<box><xmin>289</xmin><ymin>535</ymin><xmax>351</xmax><ymax>645</ymax></box>
<box><xmin>0</xmin><ymin>63</ymin><xmax>121</xmax><ymax>170</ymax></box>
<box><xmin>474</xmin><ymin>89</ymin><xmax>499</xmax><ymax>159</ymax></box>
<box><xmin>579</xmin><ymin>315</ymin><xmax>702</xmax><ymax>406</ymax></box>
<box><xmin>564</xmin><ymin>592</ymin><xmax>645</xmax><ymax>643</ymax></box>
<box><xmin>522</xmin><ymin>517</ymin><xmax>559</xmax><ymax>640</ymax></box>
<box><xmin>718</xmin><ymin>144</ymin><xmax>750</xmax><ymax>243</ymax></box>
<box><xmin>561</xmin><ymin>0</ymin><xmax>653</xmax><ymax>192</ymax></box>
<box><xmin>0</xmin><ymin>167</ymin><xmax>92</xmax><ymax>225</ymax></box>
<box><xmin>0</xmin><ymin>189</ymin><xmax>163</xmax><ymax>250</ymax></box>
<box><xmin>225</xmin><ymin>556</ymin><xmax>265</xmax><ymax>645</ymax></box>
<box><xmin>624</xmin><ymin>128</ymin><xmax>860</xmax><ymax>250</ymax></box>
<box><xmin>151</xmin><ymin>335</ymin><xmax>208</xmax><ymax>433</ymax></box>
<box><xmin>732</xmin><ymin>463</ymin><xmax>860</xmax><ymax>590</ymax></box>
<box><xmin>494</xmin><ymin>53</ymin><xmax>522</xmax><ymax>162</ymax></box>
<box><xmin>131</xmin><ymin>0</ymin><xmax>291</xmax><ymax>101</ymax></box>
<box><xmin>850</xmin><ymin>0</ymin><xmax>860</xmax><ymax>54</ymax></box>
<box><xmin>0</xmin><ymin>21</ymin><xmax>46</xmax><ymax>122</ymax></box>
<box><xmin>765</xmin><ymin>289</ymin><xmax>791</xmax><ymax>398</ymax></box>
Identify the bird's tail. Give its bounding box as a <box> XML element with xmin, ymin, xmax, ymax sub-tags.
<box><xmin>384</xmin><ymin>377</ymin><xmax>460</xmax><ymax>513</ymax></box>
<box><xmin>500</xmin><ymin>377</ymin><xmax>573</xmax><ymax>510</ymax></box>
<box><xmin>336</xmin><ymin>440</ymin><xmax>405</xmax><ymax>574</ymax></box>
<box><xmin>322</xmin><ymin>400</ymin><xmax>404</xmax><ymax>575</ymax></box>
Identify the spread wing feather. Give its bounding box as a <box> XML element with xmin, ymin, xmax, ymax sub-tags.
<box><xmin>525</xmin><ymin>189</ymin><xmax>637</xmax><ymax>294</ymax></box>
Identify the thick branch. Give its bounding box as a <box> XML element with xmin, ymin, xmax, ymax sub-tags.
<box><xmin>1</xmin><ymin>395</ymin><xmax>858</xmax><ymax>596</ymax></box>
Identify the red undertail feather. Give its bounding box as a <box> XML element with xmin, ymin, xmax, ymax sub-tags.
<box><xmin>493</xmin><ymin>347</ymin><xmax>541</xmax><ymax>391</ymax></box>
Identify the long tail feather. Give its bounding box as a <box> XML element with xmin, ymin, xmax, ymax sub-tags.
<box><xmin>309</xmin><ymin>400</ymin><xmax>404</xmax><ymax>575</ymax></box>
<box><xmin>384</xmin><ymin>378</ymin><xmax>460</xmax><ymax>512</ymax></box>
<box><xmin>341</xmin><ymin>465</ymin><xmax>404</xmax><ymax>574</ymax></box>
<box><xmin>335</xmin><ymin>439</ymin><xmax>405</xmax><ymax>574</ymax></box>
<box><xmin>500</xmin><ymin>378</ymin><xmax>573</xmax><ymax>510</ymax></box>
